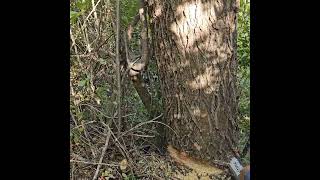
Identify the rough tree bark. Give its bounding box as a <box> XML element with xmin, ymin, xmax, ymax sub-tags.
<box><xmin>148</xmin><ymin>0</ymin><xmax>240</xmax><ymax>162</ymax></box>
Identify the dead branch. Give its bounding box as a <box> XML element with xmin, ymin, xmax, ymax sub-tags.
<box><xmin>92</xmin><ymin>128</ymin><xmax>112</xmax><ymax>180</ymax></box>
<box><xmin>115</xmin><ymin>0</ymin><xmax>121</xmax><ymax>135</ymax></box>
<box><xmin>123</xmin><ymin>17</ymin><xmax>153</xmax><ymax>114</ymax></box>
<box><xmin>71</xmin><ymin>153</ymin><xmax>87</xmax><ymax>162</ymax></box>
<box><xmin>81</xmin><ymin>121</ymin><xmax>97</xmax><ymax>158</ymax></box>
<box><xmin>138</xmin><ymin>0</ymin><xmax>149</xmax><ymax>70</ymax></box>
<box><xmin>130</xmin><ymin>74</ymin><xmax>152</xmax><ymax>113</ymax></box>
<box><xmin>127</xmin><ymin>0</ymin><xmax>149</xmax><ymax>76</ymax></box>
<box><xmin>71</xmin><ymin>160</ymin><xmax>118</xmax><ymax>167</ymax></box>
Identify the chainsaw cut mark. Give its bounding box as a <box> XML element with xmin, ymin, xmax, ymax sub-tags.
<box><xmin>168</xmin><ymin>145</ymin><xmax>223</xmax><ymax>176</ymax></box>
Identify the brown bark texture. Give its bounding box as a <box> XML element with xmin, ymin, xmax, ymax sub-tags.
<box><xmin>148</xmin><ymin>0</ymin><xmax>240</xmax><ymax>162</ymax></box>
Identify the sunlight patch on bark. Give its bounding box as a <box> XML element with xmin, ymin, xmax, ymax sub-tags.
<box><xmin>187</xmin><ymin>66</ymin><xmax>220</xmax><ymax>92</ymax></box>
<box><xmin>191</xmin><ymin>106</ymin><xmax>208</xmax><ymax>119</ymax></box>
<box><xmin>170</xmin><ymin>1</ymin><xmax>217</xmax><ymax>52</ymax></box>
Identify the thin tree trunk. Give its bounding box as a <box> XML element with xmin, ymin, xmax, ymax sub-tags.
<box><xmin>115</xmin><ymin>0</ymin><xmax>121</xmax><ymax>134</ymax></box>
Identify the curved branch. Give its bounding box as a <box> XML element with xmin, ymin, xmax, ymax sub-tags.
<box><xmin>138</xmin><ymin>0</ymin><xmax>149</xmax><ymax>70</ymax></box>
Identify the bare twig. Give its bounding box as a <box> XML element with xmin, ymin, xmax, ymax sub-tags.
<box><xmin>119</xmin><ymin>114</ymin><xmax>178</xmax><ymax>138</ymax></box>
<box><xmin>71</xmin><ymin>153</ymin><xmax>87</xmax><ymax>161</ymax></box>
<box><xmin>106</xmin><ymin>50</ymin><xmax>116</xmax><ymax>57</ymax></box>
<box><xmin>71</xmin><ymin>162</ymin><xmax>75</xmax><ymax>180</ymax></box>
<box><xmin>95</xmin><ymin>34</ymin><xmax>113</xmax><ymax>52</ymax></box>
<box><xmin>71</xmin><ymin>0</ymin><xmax>103</xmax><ymax>43</ymax></box>
<box><xmin>70</xmin><ymin>29</ymin><xmax>83</xmax><ymax>68</ymax></box>
<box><xmin>100</xmin><ymin>124</ymin><xmax>133</xmax><ymax>175</ymax></box>
<box><xmin>128</xmin><ymin>133</ymin><xmax>155</xmax><ymax>138</ymax></box>
<box><xmin>106</xmin><ymin>125</ymin><xmax>135</xmax><ymax>175</ymax></box>
<box><xmin>81</xmin><ymin>120</ymin><xmax>97</xmax><ymax>158</ymax></box>
<box><xmin>101</xmin><ymin>124</ymin><xmax>129</xmax><ymax>158</ymax></box>
<box><xmin>84</xmin><ymin>0</ymin><xmax>102</xmax><ymax>26</ymax></box>
<box><xmin>80</xmin><ymin>103</ymin><xmax>135</xmax><ymax>119</ymax></box>
<box><xmin>92</xmin><ymin>128</ymin><xmax>112</xmax><ymax>180</ymax></box>
<box><xmin>91</xmin><ymin>0</ymin><xmax>100</xmax><ymax>29</ymax></box>
<box><xmin>70</xmin><ymin>111</ymin><xmax>78</xmax><ymax>127</ymax></box>
<box><xmin>71</xmin><ymin>160</ymin><xmax>118</xmax><ymax>167</ymax></box>
<box><xmin>82</xmin><ymin>20</ymin><xmax>92</xmax><ymax>53</ymax></box>
<box><xmin>72</xmin><ymin>121</ymin><xmax>96</xmax><ymax>130</ymax></box>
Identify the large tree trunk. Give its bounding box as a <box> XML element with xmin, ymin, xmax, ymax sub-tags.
<box><xmin>148</xmin><ymin>0</ymin><xmax>240</xmax><ymax>162</ymax></box>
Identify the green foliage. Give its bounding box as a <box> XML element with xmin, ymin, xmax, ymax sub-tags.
<box><xmin>94</xmin><ymin>83</ymin><xmax>120</xmax><ymax>123</ymax></box>
<box><xmin>237</xmin><ymin>0</ymin><xmax>250</xmax><ymax>68</ymax></box>
<box><xmin>124</xmin><ymin>87</ymin><xmax>149</xmax><ymax>123</ymax></box>
<box><xmin>238</xmin><ymin>67</ymin><xmax>250</xmax><ymax>119</ymax></box>
<box><xmin>237</xmin><ymin>0</ymin><xmax>250</xmax><ymax>119</ymax></box>
<box><xmin>120</xmin><ymin>0</ymin><xmax>139</xmax><ymax>26</ymax></box>
<box><xmin>70</xmin><ymin>0</ymin><xmax>92</xmax><ymax>24</ymax></box>
<box><xmin>78</xmin><ymin>78</ymin><xmax>88</xmax><ymax>87</ymax></box>
<box><xmin>70</xmin><ymin>11</ymin><xmax>81</xmax><ymax>24</ymax></box>
<box><xmin>237</xmin><ymin>0</ymin><xmax>250</xmax><ymax>163</ymax></box>
<box><xmin>122</xmin><ymin>173</ymin><xmax>137</xmax><ymax>180</ymax></box>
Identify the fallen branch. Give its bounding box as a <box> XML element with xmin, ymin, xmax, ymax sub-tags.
<box><xmin>81</xmin><ymin>120</ymin><xmax>97</xmax><ymax>158</ymax></box>
<box><xmin>92</xmin><ymin>128</ymin><xmax>112</xmax><ymax>180</ymax></box>
<box><xmin>71</xmin><ymin>153</ymin><xmax>87</xmax><ymax>162</ymax></box>
<box><xmin>70</xmin><ymin>160</ymin><xmax>118</xmax><ymax>167</ymax></box>
<box><xmin>80</xmin><ymin>103</ymin><xmax>121</xmax><ymax>119</ymax></box>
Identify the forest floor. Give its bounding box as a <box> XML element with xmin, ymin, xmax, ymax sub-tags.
<box><xmin>71</xmin><ymin>147</ymin><xmax>233</xmax><ymax>180</ymax></box>
<box><xmin>70</xmin><ymin>119</ymin><xmax>241</xmax><ymax>180</ymax></box>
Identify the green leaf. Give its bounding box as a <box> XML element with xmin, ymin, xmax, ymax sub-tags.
<box><xmin>97</xmin><ymin>58</ymin><xmax>107</xmax><ymax>65</ymax></box>
<box><xmin>70</xmin><ymin>11</ymin><xmax>81</xmax><ymax>24</ymax></box>
<box><xmin>70</xmin><ymin>11</ymin><xmax>79</xmax><ymax>18</ymax></box>
<box><xmin>78</xmin><ymin>79</ymin><xmax>87</xmax><ymax>87</ymax></box>
<box><xmin>76</xmin><ymin>0</ymin><xmax>91</xmax><ymax>12</ymax></box>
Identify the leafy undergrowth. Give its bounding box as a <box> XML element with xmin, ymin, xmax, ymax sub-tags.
<box><xmin>237</xmin><ymin>0</ymin><xmax>250</xmax><ymax>165</ymax></box>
